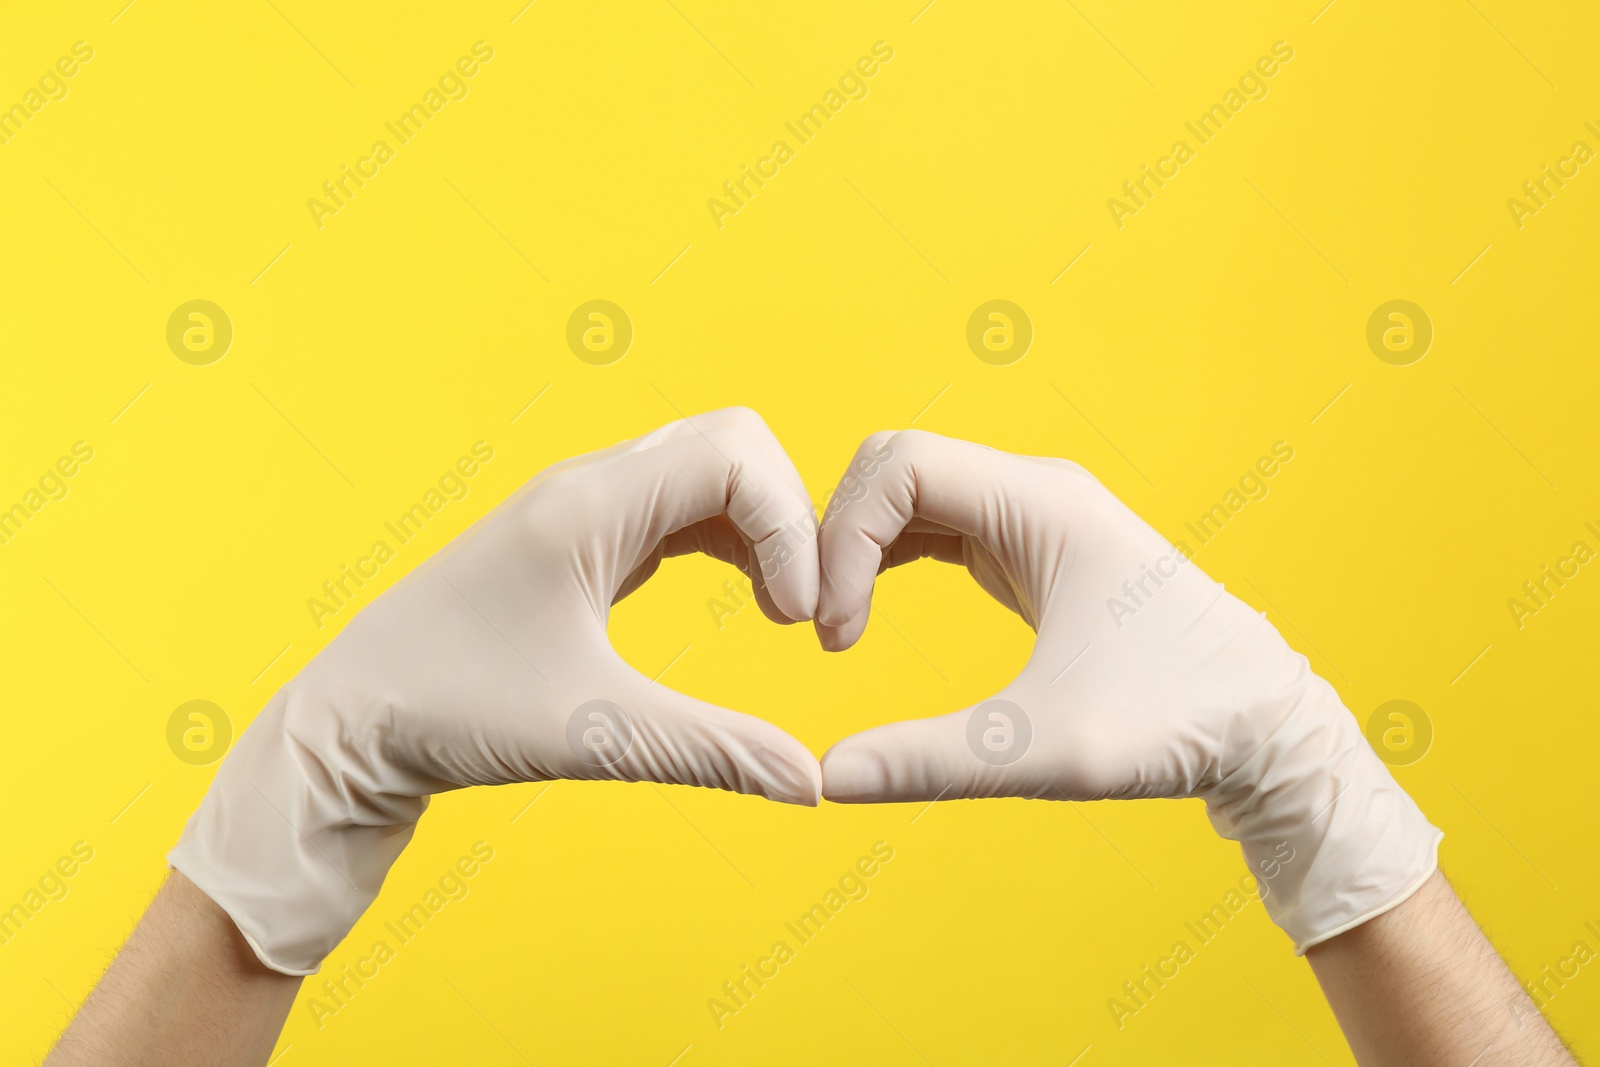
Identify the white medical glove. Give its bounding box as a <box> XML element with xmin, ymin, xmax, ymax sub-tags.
<box><xmin>815</xmin><ymin>430</ymin><xmax>1441</xmax><ymax>953</ymax></box>
<box><xmin>170</xmin><ymin>409</ymin><xmax>823</xmax><ymax>975</ymax></box>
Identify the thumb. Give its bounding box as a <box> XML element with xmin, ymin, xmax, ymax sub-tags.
<box><xmin>571</xmin><ymin>678</ymin><xmax>821</xmax><ymax>806</ymax></box>
<box><xmin>821</xmin><ymin>693</ymin><xmax>1045</xmax><ymax>804</ymax></box>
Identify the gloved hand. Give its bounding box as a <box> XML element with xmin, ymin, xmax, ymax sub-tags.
<box><xmin>170</xmin><ymin>409</ymin><xmax>823</xmax><ymax>975</ymax></box>
<box><xmin>815</xmin><ymin>430</ymin><xmax>1442</xmax><ymax>952</ymax></box>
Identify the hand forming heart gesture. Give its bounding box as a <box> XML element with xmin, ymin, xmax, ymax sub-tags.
<box><xmin>171</xmin><ymin>408</ymin><xmax>827</xmax><ymax>974</ymax></box>
<box><xmin>167</xmin><ymin>406</ymin><xmax>1437</xmax><ymax>968</ymax></box>
<box><xmin>53</xmin><ymin>412</ymin><xmax>1574</xmax><ymax>1067</ymax></box>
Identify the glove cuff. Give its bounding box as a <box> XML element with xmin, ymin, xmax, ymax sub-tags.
<box><xmin>1206</xmin><ymin>674</ymin><xmax>1444</xmax><ymax>953</ymax></box>
<box><xmin>168</xmin><ymin>686</ymin><xmax>423</xmax><ymax>975</ymax></box>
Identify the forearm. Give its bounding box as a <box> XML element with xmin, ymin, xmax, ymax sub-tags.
<box><xmin>45</xmin><ymin>870</ymin><xmax>301</xmax><ymax>1067</ymax></box>
<box><xmin>1306</xmin><ymin>869</ymin><xmax>1573</xmax><ymax>1066</ymax></box>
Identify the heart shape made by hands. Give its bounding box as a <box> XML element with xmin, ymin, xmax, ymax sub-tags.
<box><xmin>173</xmin><ymin>408</ymin><xmax>1437</xmax><ymax>974</ymax></box>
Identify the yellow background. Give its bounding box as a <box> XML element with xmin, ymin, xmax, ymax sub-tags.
<box><xmin>2</xmin><ymin>0</ymin><xmax>1597</xmax><ymax>1063</ymax></box>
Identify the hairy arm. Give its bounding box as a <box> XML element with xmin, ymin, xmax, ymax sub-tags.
<box><xmin>1306</xmin><ymin>869</ymin><xmax>1574</xmax><ymax>1066</ymax></box>
<box><xmin>45</xmin><ymin>871</ymin><xmax>300</xmax><ymax>1067</ymax></box>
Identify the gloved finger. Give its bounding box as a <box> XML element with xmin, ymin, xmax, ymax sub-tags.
<box><xmin>612</xmin><ymin>500</ymin><xmax>799</xmax><ymax>626</ymax></box>
<box><xmin>813</xmin><ymin>532</ymin><xmax>965</xmax><ymax>651</ymax></box>
<box><xmin>615</xmin><ymin>515</ymin><xmax>752</xmax><ymax>603</ymax></box>
<box><xmin>659</xmin><ymin>516</ymin><xmax>795</xmax><ymax>626</ymax></box>
<box><xmin>817</xmin><ymin>430</ymin><xmax>1021</xmax><ymax>646</ymax></box>
<box><xmin>590</xmin><ymin>411</ymin><xmax>819</xmax><ymax>622</ymax></box>
<box><xmin>565</xmin><ymin>673</ymin><xmax>821</xmax><ymax>805</ymax></box>
<box><xmin>633</xmin><ymin>407</ymin><xmax>814</xmax><ymax>511</ymax></box>
<box><xmin>820</xmin><ymin>688</ymin><xmax>1072</xmax><ymax>804</ymax></box>
<box><xmin>657</xmin><ymin>514</ymin><xmax>751</xmax><ymax>566</ymax></box>
<box><xmin>732</xmin><ymin>532</ymin><xmax>802</xmax><ymax>625</ymax></box>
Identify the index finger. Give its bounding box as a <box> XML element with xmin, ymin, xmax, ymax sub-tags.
<box><xmin>816</xmin><ymin>430</ymin><xmax>1020</xmax><ymax>646</ymax></box>
<box><xmin>606</xmin><ymin>410</ymin><xmax>820</xmax><ymax>622</ymax></box>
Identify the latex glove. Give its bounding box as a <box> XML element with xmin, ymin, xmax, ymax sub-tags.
<box><xmin>815</xmin><ymin>430</ymin><xmax>1441</xmax><ymax>953</ymax></box>
<box><xmin>170</xmin><ymin>409</ymin><xmax>823</xmax><ymax>975</ymax></box>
